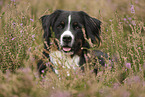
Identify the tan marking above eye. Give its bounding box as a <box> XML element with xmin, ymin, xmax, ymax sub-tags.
<box><xmin>73</xmin><ymin>22</ymin><xmax>78</xmax><ymax>25</ymax></box>
<box><xmin>61</xmin><ymin>21</ymin><xmax>65</xmax><ymax>25</ymax></box>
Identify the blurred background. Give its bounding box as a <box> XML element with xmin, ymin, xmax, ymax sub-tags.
<box><xmin>0</xmin><ymin>0</ymin><xmax>145</xmax><ymax>21</ymax></box>
<box><xmin>0</xmin><ymin>0</ymin><xmax>145</xmax><ymax>97</ymax></box>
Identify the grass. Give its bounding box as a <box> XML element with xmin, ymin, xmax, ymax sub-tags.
<box><xmin>0</xmin><ymin>0</ymin><xmax>145</xmax><ymax>97</ymax></box>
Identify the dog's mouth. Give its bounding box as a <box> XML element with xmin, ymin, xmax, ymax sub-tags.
<box><xmin>62</xmin><ymin>46</ymin><xmax>74</xmax><ymax>55</ymax></box>
<box><xmin>63</xmin><ymin>47</ymin><xmax>71</xmax><ymax>52</ymax></box>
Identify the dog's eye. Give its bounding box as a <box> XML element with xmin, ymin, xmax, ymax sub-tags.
<box><xmin>75</xmin><ymin>26</ymin><xmax>80</xmax><ymax>29</ymax></box>
<box><xmin>57</xmin><ymin>22</ymin><xmax>65</xmax><ymax>29</ymax></box>
<box><xmin>57</xmin><ymin>24</ymin><xmax>63</xmax><ymax>29</ymax></box>
<box><xmin>73</xmin><ymin>22</ymin><xmax>80</xmax><ymax>30</ymax></box>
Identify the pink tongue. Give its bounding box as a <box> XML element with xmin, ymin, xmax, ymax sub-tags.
<box><xmin>63</xmin><ymin>47</ymin><xmax>71</xmax><ymax>51</ymax></box>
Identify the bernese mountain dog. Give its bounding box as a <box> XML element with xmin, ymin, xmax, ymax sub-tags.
<box><xmin>37</xmin><ymin>10</ymin><xmax>108</xmax><ymax>75</ymax></box>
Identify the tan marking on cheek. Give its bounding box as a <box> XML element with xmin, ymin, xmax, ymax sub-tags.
<box><xmin>61</xmin><ymin>21</ymin><xmax>65</xmax><ymax>25</ymax></box>
<box><xmin>75</xmin><ymin>39</ymin><xmax>83</xmax><ymax>56</ymax></box>
<box><xmin>76</xmin><ymin>49</ymin><xmax>82</xmax><ymax>56</ymax></box>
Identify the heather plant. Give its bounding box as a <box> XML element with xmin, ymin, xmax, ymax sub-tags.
<box><xmin>0</xmin><ymin>0</ymin><xmax>145</xmax><ymax>97</ymax></box>
<box><xmin>0</xmin><ymin>2</ymin><xmax>35</xmax><ymax>72</ymax></box>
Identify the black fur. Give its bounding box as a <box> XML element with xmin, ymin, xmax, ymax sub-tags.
<box><xmin>79</xmin><ymin>11</ymin><xmax>101</xmax><ymax>44</ymax></box>
<box><xmin>38</xmin><ymin>10</ymin><xmax>107</xmax><ymax>74</ymax></box>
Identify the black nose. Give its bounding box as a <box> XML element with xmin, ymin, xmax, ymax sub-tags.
<box><xmin>63</xmin><ymin>35</ymin><xmax>72</xmax><ymax>43</ymax></box>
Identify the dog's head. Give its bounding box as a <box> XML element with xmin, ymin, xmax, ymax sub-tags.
<box><xmin>41</xmin><ymin>10</ymin><xmax>101</xmax><ymax>55</ymax></box>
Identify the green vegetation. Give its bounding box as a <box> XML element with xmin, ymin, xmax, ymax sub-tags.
<box><xmin>0</xmin><ymin>0</ymin><xmax>145</xmax><ymax>96</ymax></box>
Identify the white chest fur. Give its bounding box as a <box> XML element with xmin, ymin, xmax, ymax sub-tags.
<box><xmin>49</xmin><ymin>51</ymin><xmax>80</xmax><ymax>75</ymax></box>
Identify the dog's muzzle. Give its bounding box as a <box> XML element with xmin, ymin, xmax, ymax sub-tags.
<box><xmin>60</xmin><ymin>31</ymin><xmax>74</xmax><ymax>54</ymax></box>
<box><xmin>61</xmin><ymin>35</ymin><xmax>73</xmax><ymax>52</ymax></box>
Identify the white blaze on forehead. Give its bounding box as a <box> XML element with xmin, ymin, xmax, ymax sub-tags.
<box><xmin>67</xmin><ymin>15</ymin><xmax>71</xmax><ymax>30</ymax></box>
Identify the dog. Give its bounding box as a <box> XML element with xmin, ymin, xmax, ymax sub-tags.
<box><xmin>37</xmin><ymin>10</ymin><xmax>108</xmax><ymax>75</ymax></box>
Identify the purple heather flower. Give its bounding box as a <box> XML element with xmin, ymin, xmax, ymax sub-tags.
<box><xmin>46</xmin><ymin>62</ymin><xmax>50</xmax><ymax>67</ymax></box>
<box><xmin>52</xmin><ymin>87</ymin><xmax>55</xmax><ymax>89</ymax></box>
<box><xmin>41</xmin><ymin>75</ymin><xmax>45</xmax><ymax>79</ymax></box>
<box><xmin>105</xmin><ymin>63</ymin><xmax>108</xmax><ymax>67</ymax></box>
<box><xmin>108</xmin><ymin>66</ymin><xmax>112</xmax><ymax>70</ymax></box>
<box><xmin>123</xmin><ymin>18</ymin><xmax>127</xmax><ymax>21</ymax></box>
<box><xmin>11</xmin><ymin>0</ymin><xmax>15</xmax><ymax>2</ymax></box>
<box><xmin>90</xmin><ymin>69</ymin><xmax>94</xmax><ymax>73</ymax></box>
<box><xmin>131</xmin><ymin>20</ymin><xmax>136</xmax><ymax>26</ymax></box>
<box><xmin>139</xmin><ymin>68</ymin><xmax>142</xmax><ymax>71</ymax></box>
<box><xmin>32</xmin><ymin>34</ymin><xmax>35</xmax><ymax>38</ymax></box>
<box><xmin>109</xmin><ymin>19</ymin><xmax>112</xmax><ymax>22</ymax></box>
<box><xmin>20</xmin><ymin>23</ymin><xmax>23</xmax><ymax>26</ymax></box>
<box><xmin>30</xmin><ymin>18</ymin><xmax>34</xmax><ymax>22</ymax></box>
<box><xmin>130</xmin><ymin>4</ymin><xmax>135</xmax><ymax>13</ymax></box>
<box><xmin>32</xmin><ymin>34</ymin><xmax>35</xmax><ymax>40</ymax></box>
<box><xmin>125</xmin><ymin>63</ymin><xmax>131</xmax><ymax>69</ymax></box>
<box><xmin>11</xmin><ymin>37</ymin><xmax>16</xmax><ymax>40</ymax></box>
<box><xmin>20</xmin><ymin>30</ymin><xmax>23</xmax><ymax>33</ymax></box>
<box><xmin>128</xmin><ymin>17</ymin><xmax>132</xmax><ymax>20</ymax></box>
<box><xmin>35</xmin><ymin>47</ymin><xmax>37</xmax><ymax>50</ymax></box>
<box><xmin>28</xmin><ymin>47</ymin><xmax>31</xmax><ymax>51</ymax></box>
<box><xmin>41</xmin><ymin>70</ymin><xmax>45</xmax><ymax>73</ymax></box>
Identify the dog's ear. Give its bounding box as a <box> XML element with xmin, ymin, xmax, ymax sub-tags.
<box><xmin>79</xmin><ymin>11</ymin><xmax>101</xmax><ymax>46</ymax></box>
<box><xmin>40</xmin><ymin>10</ymin><xmax>63</xmax><ymax>44</ymax></box>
